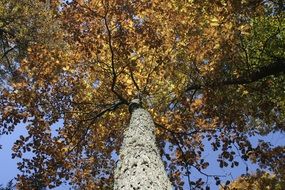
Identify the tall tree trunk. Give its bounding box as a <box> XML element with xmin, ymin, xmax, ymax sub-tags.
<box><xmin>114</xmin><ymin>100</ymin><xmax>172</xmax><ymax>190</ymax></box>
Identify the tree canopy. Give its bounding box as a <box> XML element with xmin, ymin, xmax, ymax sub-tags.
<box><xmin>0</xmin><ymin>0</ymin><xmax>284</xmax><ymax>189</ymax></box>
<box><xmin>227</xmin><ymin>171</ymin><xmax>285</xmax><ymax>190</ymax></box>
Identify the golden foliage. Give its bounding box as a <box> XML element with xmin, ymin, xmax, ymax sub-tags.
<box><xmin>227</xmin><ymin>172</ymin><xmax>285</xmax><ymax>190</ymax></box>
<box><xmin>0</xmin><ymin>0</ymin><xmax>284</xmax><ymax>189</ymax></box>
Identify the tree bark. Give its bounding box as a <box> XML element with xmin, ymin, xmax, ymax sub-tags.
<box><xmin>114</xmin><ymin>100</ymin><xmax>172</xmax><ymax>190</ymax></box>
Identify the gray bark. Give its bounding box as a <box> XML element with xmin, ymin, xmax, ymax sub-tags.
<box><xmin>114</xmin><ymin>100</ymin><xmax>172</xmax><ymax>190</ymax></box>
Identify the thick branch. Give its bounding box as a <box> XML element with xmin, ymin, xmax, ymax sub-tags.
<box><xmin>186</xmin><ymin>58</ymin><xmax>285</xmax><ymax>92</ymax></box>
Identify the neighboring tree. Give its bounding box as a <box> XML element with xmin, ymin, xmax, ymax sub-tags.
<box><xmin>0</xmin><ymin>0</ymin><xmax>60</xmax><ymax>87</ymax></box>
<box><xmin>0</xmin><ymin>0</ymin><xmax>284</xmax><ymax>189</ymax></box>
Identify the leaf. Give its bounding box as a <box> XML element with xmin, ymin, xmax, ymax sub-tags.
<box><xmin>210</xmin><ymin>17</ymin><xmax>219</xmax><ymax>27</ymax></box>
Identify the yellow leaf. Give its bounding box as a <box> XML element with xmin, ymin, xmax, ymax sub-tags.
<box><xmin>210</xmin><ymin>17</ymin><xmax>219</xmax><ymax>27</ymax></box>
<box><xmin>242</xmin><ymin>90</ymin><xmax>249</xmax><ymax>96</ymax></box>
<box><xmin>63</xmin><ymin>65</ymin><xmax>70</xmax><ymax>71</ymax></box>
<box><xmin>127</xmin><ymin>88</ymin><xmax>132</xmax><ymax>95</ymax></box>
<box><xmin>126</xmin><ymin>78</ymin><xmax>132</xmax><ymax>85</ymax></box>
<box><xmin>62</xmin><ymin>147</ymin><xmax>68</xmax><ymax>153</ymax></box>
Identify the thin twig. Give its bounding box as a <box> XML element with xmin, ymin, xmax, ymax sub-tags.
<box><xmin>154</xmin><ymin>122</ymin><xmax>216</xmax><ymax>136</ymax></box>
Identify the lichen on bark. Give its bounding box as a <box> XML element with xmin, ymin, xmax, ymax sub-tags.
<box><xmin>114</xmin><ymin>100</ymin><xmax>172</xmax><ymax>190</ymax></box>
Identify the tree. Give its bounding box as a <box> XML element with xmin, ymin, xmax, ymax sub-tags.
<box><xmin>114</xmin><ymin>99</ymin><xmax>172</xmax><ymax>189</ymax></box>
<box><xmin>0</xmin><ymin>0</ymin><xmax>60</xmax><ymax>87</ymax></box>
<box><xmin>0</xmin><ymin>0</ymin><xmax>284</xmax><ymax>189</ymax></box>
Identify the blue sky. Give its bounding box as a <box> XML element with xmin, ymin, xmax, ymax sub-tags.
<box><xmin>0</xmin><ymin>124</ymin><xmax>27</xmax><ymax>182</ymax></box>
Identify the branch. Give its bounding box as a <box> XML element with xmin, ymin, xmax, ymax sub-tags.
<box><xmin>142</xmin><ymin>61</ymin><xmax>161</xmax><ymax>95</ymax></box>
<box><xmin>164</xmin><ymin>126</ymin><xmax>224</xmax><ymax>189</ymax></box>
<box><xmin>0</xmin><ymin>38</ymin><xmax>13</xmax><ymax>72</ymax></box>
<box><xmin>1</xmin><ymin>46</ymin><xmax>16</xmax><ymax>60</ymax></box>
<box><xmin>174</xmin><ymin>135</ymin><xmax>192</xmax><ymax>189</ymax></box>
<box><xmin>129</xmin><ymin>67</ymin><xmax>140</xmax><ymax>92</ymax></box>
<box><xmin>186</xmin><ymin>58</ymin><xmax>285</xmax><ymax>92</ymax></box>
<box><xmin>67</xmin><ymin>100</ymin><xmax>125</xmax><ymax>153</ymax></box>
<box><xmin>103</xmin><ymin>11</ymin><xmax>128</xmax><ymax>104</ymax></box>
<box><xmin>128</xmin><ymin>54</ymin><xmax>143</xmax><ymax>93</ymax></box>
<box><xmin>154</xmin><ymin>122</ymin><xmax>216</xmax><ymax>137</ymax></box>
<box><xmin>191</xmin><ymin>163</ymin><xmax>225</xmax><ymax>178</ymax></box>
